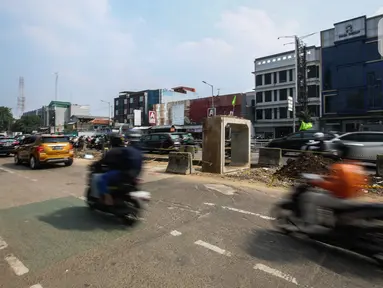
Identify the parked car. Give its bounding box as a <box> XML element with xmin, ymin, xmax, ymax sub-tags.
<box><xmin>139</xmin><ymin>133</ymin><xmax>181</xmax><ymax>153</ymax></box>
<box><xmin>0</xmin><ymin>137</ymin><xmax>19</xmax><ymax>156</ymax></box>
<box><xmin>14</xmin><ymin>134</ymin><xmax>74</xmax><ymax>169</ymax></box>
<box><xmin>266</xmin><ymin>130</ymin><xmax>338</xmax><ymax>155</ymax></box>
<box><xmin>325</xmin><ymin>131</ymin><xmax>383</xmax><ymax>163</ymax></box>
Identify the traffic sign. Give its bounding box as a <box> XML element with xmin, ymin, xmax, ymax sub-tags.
<box><xmin>149</xmin><ymin>111</ymin><xmax>156</xmax><ymax>124</ymax></box>
<box><xmin>207</xmin><ymin>108</ymin><xmax>216</xmax><ymax>117</ymax></box>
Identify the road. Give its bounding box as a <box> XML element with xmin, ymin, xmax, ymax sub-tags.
<box><xmin>0</xmin><ymin>156</ymin><xmax>382</xmax><ymax>288</ymax></box>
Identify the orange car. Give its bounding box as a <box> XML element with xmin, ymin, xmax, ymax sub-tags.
<box><xmin>14</xmin><ymin>134</ymin><xmax>74</xmax><ymax>169</ymax></box>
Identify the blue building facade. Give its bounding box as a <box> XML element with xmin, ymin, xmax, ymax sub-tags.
<box><xmin>321</xmin><ymin>15</ymin><xmax>383</xmax><ymax>132</ymax></box>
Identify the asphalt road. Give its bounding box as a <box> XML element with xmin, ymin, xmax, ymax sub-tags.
<box><xmin>0</xmin><ymin>156</ymin><xmax>382</xmax><ymax>288</ymax></box>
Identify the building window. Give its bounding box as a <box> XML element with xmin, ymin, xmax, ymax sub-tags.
<box><xmin>289</xmin><ymin>111</ymin><xmax>293</xmax><ymax>118</ymax></box>
<box><xmin>115</xmin><ymin>110</ymin><xmax>119</xmax><ymax>115</ymax></box>
<box><xmin>124</xmin><ymin>109</ymin><xmax>127</xmax><ymax>114</ymax></box>
<box><xmin>265</xmin><ymin>108</ymin><xmax>272</xmax><ymax>119</ymax></box>
<box><xmin>279</xmin><ymin>107</ymin><xmax>287</xmax><ymax>118</ymax></box>
<box><xmin>307</xmin><ymin>85</ymin><xmax>319</xmax><ymax>98</ymax></box>
<box><xmin>256</xmin><ymin>92</ymin><xmax>263</xmax><ymax>103</ymax></box>
<box><xmin>273</xmin><ymin>108</ymin><xmax>278</xmax><ymax>119</ymax></box>
<box><xmin>280</xmin><ymin>88</ymin><xmax>287</xmax><ymax>101</ymax></box>
<box><xmin>307</xmin><ymin>65</ymin><xmax>319</xmax><ymax>79</ymax></box>
<box><xmin>279</xmin><ymin>70</ymin><xmax>287</xmax><ymax>83</ymax></box>
<box><xmin>130</xmin><ymin>98</ymin><xmax>134</xmax><ymax>104</ymax></box>
<box><xmin>265</xmin><ymin>91</ymin><xmax>272</xmax><ymax>102</ymax></box>
<box><xmin>323</xmin><ymin>68</ymin><xmax>332</xmax><ymax>90</ymax></box>
<box><xmin>346</xmin><ymin>89</ymin><xmax>364</xmax><ymax>110</ymax></box>
<box><xmin>324</xmin><ymin>95</ymin><xmax>336</xmax><ymax>114</ymax></box>
<box><xmin>273</xmin><ymin>90</ymin><xmax>278</xmax><ymax>101</ymax></box>
<box><xmin>129</xmin><ymin>108</ymin><xmax>133</xmax><ymax>114</ymax></box>
<box><xmin>251</xmin><ymin>99</ymin><xmax>255</xmax><ymax>106</ymax></box>
<box><xmin>368</xmin><ymin>80</ymin><xmax>383</xmax><ymax>108</ymax></box>
<box><xmin>124</xmin><ymin>99</ymin><xmax>127</xmax><ymax>104</ymax></box>
<box><xmin>289</xmin><ymin>69</ymin><xmax>293</xmax><ymax>82</ymax></box>
<box><xmin>289</xmin><ymin>88</ymin><xmax>293</xmax><ymax>98</ymax></box>
<box><xmin>256</xmin><ymin>75</ymin><xmax>263</xmax><ymax>86</ymax></box>
<box><xmin>115</xmin><ymin>100</ymin><xmax>119</xmax><ymax>106</ymax></box>
<box><xmin>139</xmin><ymin>96</ymin><xmax>144</xmax><ymax>102</ymax></box>
<box><xmin>273</xmin><ymin>72</ymin><xmax>277</xmax><ymax>84</ymax></box>
<box><xmin>140</xmin><ymin>107</ymin><xmax>144</xmax><ymax>112</ymax></box>
<box><xmin>264</xmin><ymin>73</ymin><xmax>272</xmax><ymax>85</ymax></box>
<box><xmin>308</xmin><ymin>105</ymin><xmax>319</xmax><ymax>117</ymax></box>
<box><xmin>256</xmin><ymin>109</ymin><xmax>263</xmax><ymax>119</ymax></box>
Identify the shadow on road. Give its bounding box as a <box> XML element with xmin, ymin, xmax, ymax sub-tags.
<box><xmin>38</xmin><ymin>206</ymin><xmax>129</xmax><ymax>231</ymax></box>
<box><xmin>244</xmin><ymin>228</ymin><xmax>383</xmax><ymax>280</ymax></box>
<box><xmin>1</xmin><ymin>162</ymin><xmax>65</xmax><ymax>171</ymax></box>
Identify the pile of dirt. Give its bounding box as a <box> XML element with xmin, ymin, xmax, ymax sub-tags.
<box><xmin>273</xmin><ymin>153</ymin><xmax>335</xmax><ymax>180</ymax></box>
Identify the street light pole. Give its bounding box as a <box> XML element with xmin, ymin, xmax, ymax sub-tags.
<box><xmin>202</xmin><ymin>81</ymin><xmax>215</xmax><ymax>109</ymax></box>
<box><xmin>101</xmin><ymin>100</ymin><xmax>111</xmax><ymax>128</ymax></box>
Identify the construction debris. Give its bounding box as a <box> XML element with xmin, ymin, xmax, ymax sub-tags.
<box><xmin>273</xmin><ymin>153</ymin><xmax>335</xmax><ymax>180</ymax></box>
<box><xmin>75</xmin><ymin>150</ymin><xmax>102</xmax><ymax>160</ymax></box>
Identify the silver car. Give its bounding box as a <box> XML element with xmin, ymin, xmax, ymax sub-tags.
<box><xmin>326</xmin><ymin>131</ymin><xmax>383</xmax><ymax>163</ymax></box>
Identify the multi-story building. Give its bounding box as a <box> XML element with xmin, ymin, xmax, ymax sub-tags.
<box><xmin>114</xmin><ymin>87</ymin><xmax>198</xmax><ymax>126</ymax></box>
<box><xmin>250</xmin><ymin>46</ymin><xmax>321</xmax><ymax>138</ymax></box>
<box><xmin>321</xmin><ymin>14</ymin><xmax>383</xmax><ymax>132</ymax></box>
<box><xmin>22</xmin><ymin>106</ymin><xmax>47</xmax><ymax>126</ymax></box>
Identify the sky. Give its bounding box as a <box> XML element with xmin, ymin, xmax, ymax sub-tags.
<box><xmin>0</xmin><ymin>1</ymin><xmax>382</xmax><ymax>117</ymax></box>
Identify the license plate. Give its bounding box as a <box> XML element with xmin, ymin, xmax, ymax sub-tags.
<box><xmin>52</xmin><ymin>146</ymin><xmax>63</xmax><ymax>150</ymax></box>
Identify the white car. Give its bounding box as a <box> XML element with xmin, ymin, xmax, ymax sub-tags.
<box><xmin>325</xmin><ymin>131</ymin><xmax>383</xmax><ymax>163</ymax></box>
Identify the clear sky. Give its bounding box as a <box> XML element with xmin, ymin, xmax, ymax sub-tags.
<box><xmin>0</xmin><ymin>1</ymin><xmax>382</xmax><ymax>117</ymax></box>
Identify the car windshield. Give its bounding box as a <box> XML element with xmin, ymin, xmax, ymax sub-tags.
<box><xmin>42</xmin><ymin>137</ymin><xmax>69</xmax><ymax>143</ymax></box>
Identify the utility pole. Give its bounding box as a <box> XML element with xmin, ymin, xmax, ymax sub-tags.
<box><xmin>101</xmin><ymin>100</ymin><xmax>111</xmax><ymax>127</ymax></box>
<box><xmin>54</xmin><ymin>72</ymin><xmax>58</xmax><ymax>101</ymax></box>
<box><xmin>202</xmin><ymin>81</ymin><xmax>215</xmax><ymax>109</ymax></box>
<box><xmin>278</xmin><ymin>32</ymin><xmax>316</xmax><ymax>132</ymax></box>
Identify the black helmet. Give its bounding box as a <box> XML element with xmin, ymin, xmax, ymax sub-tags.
<box><xmin>109</xmin><ymin>133</ymin><xmax>124</xmax><ymax>147</ymax></box>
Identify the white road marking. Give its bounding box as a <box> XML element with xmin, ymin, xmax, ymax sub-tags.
<box><xmin>0</xmin><ymin>167</ymin><xmax>37</xmax><ymax>181</ymax></box>
<box><xmin>254</xmin><ymin>263</ymin><xmax>298</xmax><ymax>285</ymax></box>
<box><xmin>204</xmin><ymin>184</ymin><xmax>236</xmax><ymax>195</ymax></box>
<box><xmin>222</xmin><ymin>206</ymin><xmax>275</xmax><ymax>220</ymax></box>
<box><xmin>194</xmin><ymin>240</ymin><xmax>232</xmax><ymax>257</ymax></box>
<box><xmin>0</xmin><ymin>237</ymin><xmax>8</xmax><ymax>250</ymax></box>
<box><xmin>5</xmin><ymin>254</ymin><xmax>29</xmax><ymax>276</ymax></box>
<box><xmin>203</xmin><ymin>202</ymin><xmax>215</xmax><ymax>206</ymax></box>
<box><xmin>30</xmin><ymin>284</ymin><xmax>43</xmax><ymax>288</ymax></box>
<box><xmin>168</xmin><ymin>206</ymin><xmax>200</xmax><ymax>214</ymax></box>
<box><xmin>170</xmin><ymin>230</ymin><xmax>182</xmax><ymax>236</ymax></box>
<box><xmin>0</xmin><ymin>167</ymin><xmax>14</xmax><ymax>174</ymax></box>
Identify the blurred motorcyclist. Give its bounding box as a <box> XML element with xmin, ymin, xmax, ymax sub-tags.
<box><xmin>313</xmin><ymin>132</ymin><xmax>326</xmax><ymax>152</ymax></box>
<box><xmin>301</xmin><ymin>161</ymin><xmax>367</xmax><ymax>234</ymax></box>
<box><xmin>95</xmin><ymin>133</ymin><xmax>143</xmax><ymax>206</ymax></box>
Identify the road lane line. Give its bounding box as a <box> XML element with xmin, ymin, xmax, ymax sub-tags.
<box><xmin>203</xmin><ymin>202</ymin><xmax>215</xmax><ymax>206</ymax></box>
<box><xmin>0</xmin><ymin>167</ymin><xmax>14</xmax><ymax>174</ymax></box>
<box><xmin>170</xmin><ymin>230</ymin><xmax>182</xmax><ymax>236</ymax></box>
<box><xmin>194</xmin><ymin>240</ymin><xmax>232</xmax><ymax>257</ymax></box>
<box><xmin>0</xmin><ymin>167</ymin><xmax>37</xmax><ymax>182</ymax></box>
<box><xmin>30</xmin><ymin>285</ymin><xmax>43</xmax><ymax>288</ymax></box>
<box><xmin>0</xmin><ymin>237</ymin><xmax>8</xmax><ymax>250</ymax></box>
<box><xmin>254</xmin><ymin>263</ymin><xmax>298</xmax><ymax>285</ymax></box>
<box><xmin>221</xmin><ymin>206</ymin><xmax>275</xmax><ymax>220</ymax></box>
<box><xmin>5</xmin><ymin>254</ymin><xmax>29</xmax><ymax>276</ymax></box>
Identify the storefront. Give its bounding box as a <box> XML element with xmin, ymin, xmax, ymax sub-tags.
<box><xmin>321</xmin><ymin>15</ymin><xmax>383</xmax><ymax>132</ymax></box>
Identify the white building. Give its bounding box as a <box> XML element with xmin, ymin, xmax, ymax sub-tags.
<box><xmin>248</xmin><ymin>46</ymin><xmax>321</xmax><ymax>138</ymax></box>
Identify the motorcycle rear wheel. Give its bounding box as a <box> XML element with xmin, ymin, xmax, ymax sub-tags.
<box><xmin>270</xmin><ymin>206</ymin><xmax>293</xmax><ymax>234</ymax></box>
<box><xmin>120</xmin><ymin>198</ymin><xmax>141</xmax><ymax>226</ymax></box>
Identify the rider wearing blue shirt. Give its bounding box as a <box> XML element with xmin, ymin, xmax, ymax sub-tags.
<box><xmin>96</xmin><ymin>134</ymin><xmax>143</xmax><ymax>206</ymax></box>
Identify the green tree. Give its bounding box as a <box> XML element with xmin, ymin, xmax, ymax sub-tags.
<box><xmin>0</xmin><ymin>106</ymin><xmax>14</xmax><ymax>132</ymax></box>
<box><xmin>11</xmin><ymin>115</ymin><xmax>42</xmax><ymax>133</ymax></box>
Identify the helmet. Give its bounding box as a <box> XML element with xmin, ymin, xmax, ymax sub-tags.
<box><xmin>109</xmin><ymin>133</ymin><xmax>124</xmax><ymax>147</ymax></box>
<box><xmin>313</xmin><ymin>132</ymin><xmax>324</xmax><ymax>140</ymax></box>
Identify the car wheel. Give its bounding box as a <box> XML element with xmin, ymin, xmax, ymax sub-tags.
<box><xmin>65</xmin><ymin>159</ymin><xmax>73</xmax><ymax>167</ymax></box>
<box><xmin>14</xmin><ymin>153</ymin><xmax>21</xmax><ymax>165</ymax></box>
<box><xmin>29</xmin><ymin>156</ymin><xmax>40</xmax><ymax>170</ymax></box>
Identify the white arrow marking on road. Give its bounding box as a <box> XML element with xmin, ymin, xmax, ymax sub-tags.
<box><xmin>254</xmin><ymin>264</ymin><xmax>298</xmax><ymax>285</ymax></box>
<box><xmin>194</xmin><ymin>240</ymin><xmax>232</xmax><ymax>257</ymax></box>
<box><xmin>221</xmin><ymin>206</ymin><xmax>275</xmax><ymax>220</ymax></box>
<box><xmin>0</xmin><ymin>237</ymin><xmax>8</xmax><ymax>250</ymax></box>
<box><xmin>5</xmin><ymin>254</ymin><xmax>29</xmax><ymax>276</ymax></box>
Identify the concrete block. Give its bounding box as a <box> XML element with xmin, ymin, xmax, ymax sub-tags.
<box><xmin>258</xmin><ymin>148</ymin><xmax>282</xmax><ymax>167</ymax></box>
<box><xmin>376</xmin><ymin>155</ymin><xmax>383</xmax><ymax>176</ymax></box>
<box><xmin>166</xmin><ymin>152</ymin><xmax>194</xmax><ymax>175</ymax></box>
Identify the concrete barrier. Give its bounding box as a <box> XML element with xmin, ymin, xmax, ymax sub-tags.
<box><xmin>258</xmin><ymin>147</ymin><xmax>282</xmax><ymax>166</ymax></box>
<box><xmin>166</xmin><ymin>152</ymin><xmax>195</xmax><ymax>175</ymax></box>
<box><xmin>376</xmin><ymin>155</ymin><xmax>383</xmax><ymax>176</ymax></box>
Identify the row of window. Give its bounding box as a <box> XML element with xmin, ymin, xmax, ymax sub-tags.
<box><xmin>255</xmin><ymin>50</ymin><xmax>312</xmax><ymax>66</ymax></box>
<box><xmin>255</xmin><ymin>65</ymin><xmax>319</xmax><ymax>87</ymax></box>
<box><xmin>115</xmin><ymin>107</ymin><xmax>144</xmax><ymax>116</ymax></box>
<box><xmin>115</xmin><ymin>96</ymin><xmax>144</xmax><ymax>106</ymax></box>
<box><xmin>255</xmin><ymin>105</ymin><xmax>320</xmax><ymax>120</ymax></box>
<box><xmin>253</xmin><ymin>86</ymin><xmax>320</xmax><ymax>104</ymax></box>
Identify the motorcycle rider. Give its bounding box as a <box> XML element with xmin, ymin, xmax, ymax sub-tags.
<box><xmin>95</xmin><ymin>133</ymin><xmax>143</xmax><ymax>206</ymax></box>
<box><xmin>301</xmin><ymin>160</ymin><xmax>367</xmax><ymax>234</ymax></box>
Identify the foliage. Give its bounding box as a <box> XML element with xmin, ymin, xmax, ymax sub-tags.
<box><xmin>298</xmin><ymin>108</ymin><xmax>312</xmax><ymax>123</ymax></box>
<box><xmin>11</xmin><ymin>115</ymin><xmax>42</xmax><ymax>133</ymax></box>
<box><xmin>0</xmin><ymin>106</ymin><xmax>14</xmax><ymax>132</ymax></box>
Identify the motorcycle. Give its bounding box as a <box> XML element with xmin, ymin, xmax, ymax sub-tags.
<box><xmin>301</xmin><ymin>140</ymin><xmax>340</xmax><ymax>160</ymax></box>
<box><xmin>85</xmin><ymin>163</ymin><xmax>151</xmax><ymax>225</ymax></box>
<box><xmin>271</xmin><ymin>173</ymin><xmax>383</xmax><ymax>266</ymax></box>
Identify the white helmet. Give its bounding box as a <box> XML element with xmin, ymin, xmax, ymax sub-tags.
<box><xmin>313</xmin><ymin>132</ymin><xmax>324</xmax><ymax>140</ymax></box>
